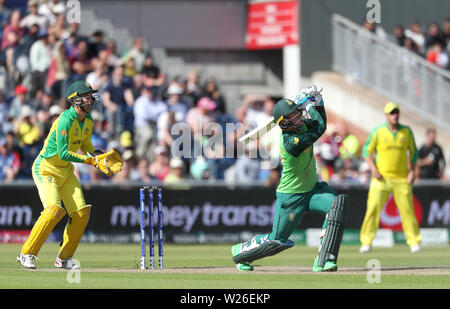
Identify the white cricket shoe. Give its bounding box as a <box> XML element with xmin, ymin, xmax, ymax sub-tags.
<box><xmin>16</xmin><ymin>252</ymin><xmax>38</xmax><ymax>269</ymax></box>
<box><xmin>410</xmin><ymin>245</ymin><xmax>421</xmax><ymax>253</ymax></box>
<box><xmin>55</xmin><ymin>257</ymin><xmax>80</xmax><ymax>270</ymax></box>
<box><xmin>359</xmin><ymin>245</ymin><xmax>371</xmax><ymax>253</ymax></box>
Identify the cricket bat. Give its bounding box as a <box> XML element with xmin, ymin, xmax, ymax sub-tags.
<box><xmin>238</xmin><ymin>117</ymin><xmax>276</xmax><ymax>144</ymax></box>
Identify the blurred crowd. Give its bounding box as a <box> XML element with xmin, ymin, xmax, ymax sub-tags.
<box><xmin>363</xmin><ymin>17</ymin><xmax>450</xmax><ymax>70</ymax></box>
<box><xmin>0</xmin><ymin>1</ymin><xmax>447</xmax><ymax>186</ymax></box>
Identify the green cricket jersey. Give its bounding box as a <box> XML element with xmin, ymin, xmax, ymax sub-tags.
<box><xmin>35</xmin><ymin>106</ymin><xmax>95</xmax><ymax>168</ymax></box>
<box><xmin>276</xmin><ymin>106</ymin><xmax>327</xmax><ymax>194</ymax></box>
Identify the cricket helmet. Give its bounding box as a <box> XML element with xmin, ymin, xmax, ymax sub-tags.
<box><xmin>66</xmin><ymin>80</ymin><xmax>98</xmax><ymax>110</ymax></box>
<box><xmin>273</xmin><ymin>98</ymin><xmax>304</xmax><ymax>130</ymax></box>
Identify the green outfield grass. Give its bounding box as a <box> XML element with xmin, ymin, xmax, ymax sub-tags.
<box><xmin>1</xmin><ymin>243</ymin><xmax>450</xmax><ymax>289</ymax></box>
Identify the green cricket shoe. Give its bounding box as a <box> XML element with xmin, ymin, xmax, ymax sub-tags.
<box><xmin>231</xmin><ymin>244</ymin><xmax>254</xmax><ymax>271</ymax></box>
<box><xmin>236</xmin><ymin>263</ymin><xmax>254</xmax><ymax>271</ymax></box>
<box><xmin>312</xmin><ymin>257</ymin><xmax>338</xmax><ymax>272</ymax></box>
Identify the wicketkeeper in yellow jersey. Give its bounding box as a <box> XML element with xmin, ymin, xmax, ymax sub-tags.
<box><xmin>17</xmin><ymin>80</ymin><xmax>123</xmax><ymax>269</ymax></box>
<box><xmin>359</xmin><ymin>102</ymin><xmax>421</xmax><ymax>254</ymax></box>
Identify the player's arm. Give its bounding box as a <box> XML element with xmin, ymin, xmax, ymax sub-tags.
<box><xmin>56</xmin><ymin>117</ymin><xmax>88</xmax><ymax>163</ymax></box>
<box><xmin>407</xmin><ymin>127</ymin><xmax>418</xmax><ymax>184</ymax></box>
<box><xmin>362</xmin><ymin>127</ymin><xmax>382</xmax><ymax>180</ymax></box>
<box><xmin>283</xmin><ymin>107</ymin><xmax>326</xmax><ymax>157</ymax></box>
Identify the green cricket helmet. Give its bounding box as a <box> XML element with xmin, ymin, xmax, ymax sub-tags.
<box><xmin>66</xmin><ymin>80</ymin><xmax>99</xmax><ymax>110</ymax></box>
<box><xmin>273</xmin><ymin>98</ymin><xmax>304</xmax><ymax>130</ymax></box>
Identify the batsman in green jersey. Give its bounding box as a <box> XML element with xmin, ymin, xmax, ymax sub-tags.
<box><xmin>231</xmin><ymin>86</ymin><xmax>349</xmax><ymax>272</ymax></box>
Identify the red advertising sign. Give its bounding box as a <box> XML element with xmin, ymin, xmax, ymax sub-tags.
<box><xmin>379</xmin><ymin>195</ymin><xmax>423</xmax><ymax>231</ymax></box>
<box><xmin>245</xmin><ymin>0</ymin><xmax>299</xmax><ymax>50</ymax></box>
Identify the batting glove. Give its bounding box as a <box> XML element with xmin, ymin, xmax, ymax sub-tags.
<box><xmin>294</xmin><ymin>85</ymin><xmax>323</xmax><ymax>107</ymax></box>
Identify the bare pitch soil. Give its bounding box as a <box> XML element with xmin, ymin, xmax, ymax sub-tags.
<box><xmin>17</xmin><ymin>265</ymin><xmax>450</xmax><ymax>276</ymax></box>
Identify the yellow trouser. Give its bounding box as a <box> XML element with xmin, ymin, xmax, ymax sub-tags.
<box><xmin>22</xmin><ymin>158</ymin><xmax>90</xmax><ymax>257</ymax></box>
<box><xmin>360</xmin><ymin>177</ymin><xmax>421</xmax><ymax>247</ymax></box>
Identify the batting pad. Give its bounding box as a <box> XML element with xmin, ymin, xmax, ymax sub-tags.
<box><xmin>22</xmin><ymin>206</ymin><xmax>66</xmax><ymax>256</ymax></box>
<box><xmin>58</xmin><ymin>206</ymin><xmax>91</xmax><ymax>260</ymax></box>
<box><xmin>317</xmin><ymin>194</ymin><xmax>349</xmax><ymax>267</ymax></box>
<box><xmin>232</xmin><ymin>239</ymin><xmax>294</xmax><ymax>264</ymax></box>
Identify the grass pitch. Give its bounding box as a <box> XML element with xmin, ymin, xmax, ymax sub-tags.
<box><xmin>1</xmin><ymin>243</ymin><xmax>450</xmax><ymax>289</ymax></box>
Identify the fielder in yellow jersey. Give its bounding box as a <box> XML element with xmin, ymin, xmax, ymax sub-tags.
<box><xmin>359</xmin><ymin>102</ymin><xmax>421</xmax><ymax>254</ymax></box>
<box><xmin>17</xmin><ymin>80</ymin><xmax>123</xmax><ymax>269</ymax></box>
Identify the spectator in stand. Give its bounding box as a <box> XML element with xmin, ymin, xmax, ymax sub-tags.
<box><xmin>29</xmin><ymin>29</ymin><xmax>52</xmax><ymax>97</ymax></box>
<box><xmin>70</xmin><ymin>39</ymin><xmax>93</xmax><ymax>80</ymax></box>
<box><xmin>157</xmin><ymin>109</ymin><xmax>184</xmax><ymax>150</ymax></box>
<box><xmin>130</xmin><ymin>157</ymin><xmax>152</xmax><ymax>182</ymax></box>
<box><xmin>403</xmin><ymin>37</ymin><xmax>421</xmax><ymax>56</ymax></box>
<box><xmin>49</xmin><ymin>13</ymin><xmax>67</xmax><ymax>40</ymax></box>
<box><xmin>424</xmin><ymin>22</ymin><xmax>446</xmax><ymax>51</ymax></box>
<box><xmin>9</xmin><ymin>85</ymin><xmax>31</xmax><ymax>122</ymax></box>
<box><xmin>443</xmin><ymin>18</ymin><xmax>450</xmax><ymax>50</ymax></box>
<box><xmin>104</xmin><ymin>39</ymin><xmax>120</xmax><ymax>71</ymax></box>
<box><xmin>38</xmin><ymin>0</ymin><xmax>66</xmax><ymax>27</ymax></box>
<box><xmin>416</xmin><ymin>127</ymin><xmax>446</xmax><ymax>179</ymax></box>
<box><xmin>186</xmin><ymin>96</ymin><xmax>217</xmax><ymax>142</ymax></box>
<box><xmin>14</xmin><ymin>23</ymin><xmax>39</xmax><ymax>71</ymax></box>
<box><xmin>85</xmin><ymin>57</ymin><xmax>108</xmax><ymax>95</ymax></box>
<box><xmin>133</xmin><ymin>85</ymin><xmax>167</xmax><ymax>161</ymax></box>
<box><xmin>142</xmin><ymin>53</ymin><xmax>165</xmax><ymax>93</ymax></box>
<box><xmin>426</xmin><ymin>42</ymin><xmax>449</xmax><ymax>69</ymax></box>
<box><xmin>124</xmin><ymin>37</ymin><xmax>146</xmax><ymax>73</ymax></box>
<box><xmin>165</xmin><ymin>82</ymin><xmax>189</xmax><ymax>119</ymax></box>
<box><xmin>358</xmin><ymin>161</ymin><xmax>371</xmax><ymax>184</ymax></box>
<box><xmin>102</xmin><ymin>65</ymin><xmax>135</xmax><ymax>138</ymax></box>
<box><xmin>164</xmin><ymin>157</ymin><xmax>186</xmax><ymax>184</ymax></box>
<box><xmin>0</xmin><ymin>136</ymin><xmax>21</xmax><ymax>182</ymax></box>
<box><xmin>264</xmin><ymin>167</ymin><xmax>281</xmax><ymax>188</ymax></box>
<box><xmin>123</xmin><ymin>57</ymin><xmax>137</xmax><ymax>78</ymax></box>
<box><xmin>318</xmin><ymin>123</ymin><xmax>342</xmax><ymax>180</ymax></box>
<box><xmin>47</xmin><ymin>40</ymin><xmax>70</xmax><ymax>99</ymax></box>
<box><xmin>405</xmin><ymin>19</ymin><xmax>425</xmax><ymax>54</ymax></box>
<box><xmin>35</xmin><ymin>90</ymin><xmax>54</xmax><ymax>113</ymax></box>
<box><xmin>1</xmin><ymin>9</ymin><xmax>24</xmax><ymax>75</ymax></box>
<box><xmin>393</xmin><ymin>24</ymin><xmax>406</xmax><ymax>46</ymax></box>
<box><xmin>20</xmin><ymin>0</ymin><xmax>48</xmax><ymax>30</ymax></box>
<box><xmin>201</xmin><ymin>77</ymin><xmax>226</xmax><ymax>113</ymax></box>
<box><xmin>243</xmin><ymin>94</ymin><xmax>271</xmax><ymax>129</ymax></box>
<box><xmin>0</xmin><ymin>91</ymin><xmax>10</xmax><ymax>136</ymax></box>
<box><xmin>185</xmin><ymin>70</ymin><xmax>202</xmax><ymax>104</ymax></box>
<box><xmin>87</xmin><ymin>30</ymin><xmax>106</xmax><ymax>59</ymax></box>
<box><xmin>362</xmin><ymin>19</ymin><xmax>387</xmax><ymax>39</ymax></box>
<box><xmin>0</xmin><ymin>0</ymin><xmax>11</xmax><ymax>26</ymax></box>
<box><xmin>15</xmin><ymin>105</ymin><xmax>41</xmax><ymax>148</ymax></box>
<box><xmin>149</xmin><ymin>145</ymin><xmax>171</xmax><ymax>182</ymax></box>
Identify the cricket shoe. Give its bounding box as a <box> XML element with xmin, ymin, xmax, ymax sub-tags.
<box><xmin>231</xmin><ymin>243</ymin><xmax>254</xmax><ymax>271</ymax></box>
<box><xmin>236</xmin><ymin>263</ymin><xmax>254</xmax><ymax>271</ymax></box>
<box><xmin>55</xmin><ymin>257</ymin><xmax>80</xmax><ymax>270</ymax></box>
<box><xmin>312</xmin><ymin>257</ymin><xmax>338</xmax><ymax>272</ymax></box>
<box><xmin>16</xmin><ymin>252</ymin><xmax>38</xmax><ymax>269</ymax></box>
<box><xmin>359</xmin><ymin>245</ymin><xmax>371</xmax><ymax>254</ymax></box>
<box><xmin>410</xmin><ymin>245</ymin><xmax>421</xmax><ymax>253</ymax></box>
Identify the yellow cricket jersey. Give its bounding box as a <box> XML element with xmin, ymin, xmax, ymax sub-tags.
<box><xmin>33</xmin><ymin>106</ymin><xmax>95</xmax><ymax>175</ymax></box>
<box><xmin>363</xmin><ymin>123</ymin><xmax>418</xmax><ymax>179</ymax></box>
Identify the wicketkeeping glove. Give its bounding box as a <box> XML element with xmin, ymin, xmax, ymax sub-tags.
<box><xmin>84</xmin><ymin>149</ymin><xmax>124</xmax><ymax>176</ymax></box>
